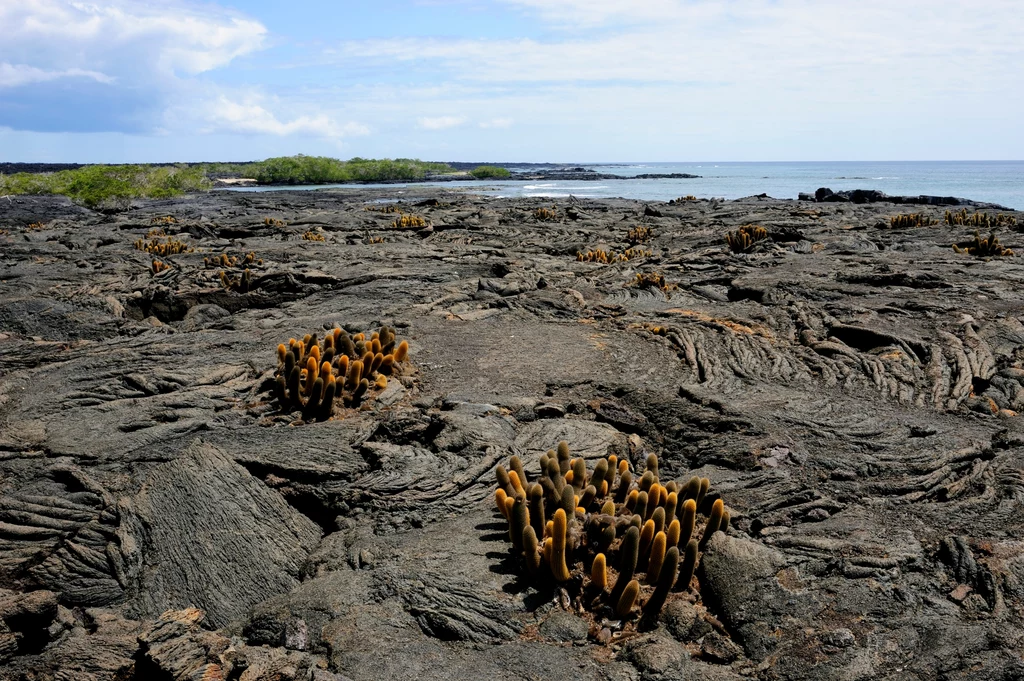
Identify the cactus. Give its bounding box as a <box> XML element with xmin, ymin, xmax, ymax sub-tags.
<box><xmin>610</xmin><ymin>525</ymin><xmax>641</xmax><ymax>605</ymax></box>
<box><xmin>678</xmin><ymin>539</ymin><xmax>698</xmax><ymax>592</ymax></box>
<box><xmin>615</xmin><ymin>580</ymin><xmax>641</xmax><ymax>617</ymax></box>
<box><xmin>634</xmin><ymin>491</ymin><xmax>648</xmax><ymax>522</ymax></box>
<box><xmin>510</xmin><ymin>493</ymin><xmax>529</xmax><ymax>549</ymax></box>
<box><xmin>551</xmin><ymin>509</ymin><xmax>571</xmax><ymax>582</ymax></box>
<box><xmin>495</xmin><ymin>489</ymin><xmax>509</xmax><ymax>519</ymax></box>
<box><xmin>318</xmin><ymin>376</ymin><xmax>336</xmax><ymax>421</ymax></box>
<box><xmin>725</xmin><ymin>224</ymin><xmax>768</xmax><ymax>253</ymax></box>
<box><xmin>559</xmin><ymin>485</ymin><xmax>576</xmax><ymax>522</ymax></box>
<box><xmin>698</xmin><ymin>499</ymin><xmax>725</xmax><ymax>552</ymax></box>
<box><xmin>664</xmin><ymin>492</ymin><xmax>678</xmax><ymax>522</ymax></box>
<box><xmin>640</xmin><ymin>546</ymin><xmax>680</xmax><ymax>629</ymax></box>
<box><xmin>580</xmin><ymin>485</ymin><xmax>598</xmax><ymax>510</ymax></box>
<box><xmin>651</xmin><ymin>507</ymin><xmax>666</xmax><ymax>536</ymax></box>
<box><xmin>529</xmin><ymin>484</ymin><xmax>546</xmax><ymax>539</ymax></box>
<box><xmin>666</xmin><ymin>518</ymin><xmax>681</xmax><ymax>547</ymax></box>
<box><xmin>523</xmin><ymin>525</ymin><xmax>542</xmax><ymax>576</ymax></box>
<box><xmin>591</xmin><ymin>553</ymin><xmax>608</xmax><ymax>590</ymax></box>
<box><xmin>681</xmin><ymin>476</ymin><xmax>701</xmax><ymax>505</ymax></box>
<box><xmin>696</xmin><ymin>478</ymin><xmax>710</xmax><ymax>509</ymax></box>
<box><xmin>571</xmin><ymin>458</ymin><xmax>586</xmax><ymax>492</ymax></box>
<box><xmin>680</xmin><ymin>499</ymin><xmax>696</xmax><ymax>547</ymax></box>
<box><xmin>489</xmin><ymin>444</ymin><xmax>733</xmax><ymax>632</ymax></box>
<box><xmin>646</xmin><ymin>531</ymin><xmax>668</xmax><ymax>584</ymax></box>
<box><xmin>615</xmin><ymin>470</ymin><xmax>633</xmax><ymax>503</ymax></box>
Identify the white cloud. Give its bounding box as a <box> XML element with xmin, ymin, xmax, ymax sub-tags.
<box><xmin>418</xmin><ymin>115</ymin><xmax>467</xmax><ymax>130</ymax></box>
<box><xmin>339</xmin><ymin>0</ymin><xmax>1024</xmax><ymax>93</ymax></box>
<box><xmin>0</xmin><ymin>62</ymin><xmax>114</xmax><ymax>88</ymax></box>
<box><xmin>479</xmin><ymin>118</ymin><xmax>513</xmax><ymax>129</ymax></box>
<box><xmin>0</xmin><ymin>0</ymin><xmax>266</xmax><ymax>76</ymax></box>
<box><xmin>179</xmin><ymin>93</ymin><xmax>370</xmax><ymax>139</ymax></box>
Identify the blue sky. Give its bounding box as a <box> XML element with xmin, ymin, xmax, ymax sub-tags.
<box><xmin>1</xmin><ymin>0</ymin><xmax>1022</xmax><ymax>163</ymax></box>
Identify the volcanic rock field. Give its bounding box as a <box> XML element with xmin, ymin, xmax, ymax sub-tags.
<box><xmin>1</xmin><ymin>188</ymin><xmax>1023</xmax><ymax>680</ymax></box>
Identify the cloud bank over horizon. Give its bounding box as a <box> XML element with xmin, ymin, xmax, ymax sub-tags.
<box><xmin>1</xmin><ymin>0</ymin><xmax>1022</xmax><ymax>162</ymax></box>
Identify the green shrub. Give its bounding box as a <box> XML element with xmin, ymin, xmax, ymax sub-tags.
<box><xmin>0</xmin><ymin>165</ymin><xmax>212</xmax><ymax>208</ymax></box>
<box><xmin>250</xmin><ymin>155</ymin><xmax>455</xmax><ymax>184</ymax></box>
<box><xmin>469</xmin><ymin>165</ymin><xmax>511</xmax><ymax>179</ymax></box>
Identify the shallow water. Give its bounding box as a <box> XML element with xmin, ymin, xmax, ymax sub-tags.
<box><xmin>222</xmin><ymin>160</ymin><xmax>1024</xmax><ymax>209</ymax></box>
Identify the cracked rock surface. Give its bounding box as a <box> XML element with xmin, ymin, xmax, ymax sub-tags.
<box><xmin>1</xmin><ymin>188</ymin><xmax>1023</xmax><ymax>680</ymax></box>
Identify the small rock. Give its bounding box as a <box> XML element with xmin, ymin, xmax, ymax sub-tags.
<box><xmin>822</xmin><ymin>628</ymin><xmax>856</xmax><ymax>648</ymax></box>
<box><xmin>700</xmin><ymin>631</ymin><xmax>743</xmax><ymax>663</ymax></box>
<box><xmin>949</xmin><ymin>584</ymin><xmax>972</xmax><ymax>603</ymax></box>
<box><xmin>805</xmin><ymin>508</ymin><xmax>830</xmax><ymax>521</ymax></box>
<box><xmin>538</xmin><ymin>611</ymin><xmax>589</xmax><ymax>642</ymax></box>
<box><xmin>662</xmin><ymin>600</ymin><xmax>698</xmax><ymax>641</ymax></box>
<box><xmin>358</xmin><ymin>549</ymin><xmax>376</xmax><ymax>569</ymax></box>
<box><xmin>284</xmin><ymin>618</ymin><xmax>308</xmax><ymax>650</ymax></box>
<box><xmin>534</xmin><ymin>403</ymin><xmax>565</xmax><ymax>418</ymax></box>
<box><xmin>621</xmin><ymin>634</ymin><xmax>689</xmax><ymax>675</ymax></box>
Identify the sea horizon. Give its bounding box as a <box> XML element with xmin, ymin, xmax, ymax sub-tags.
<box><xmin>224</xmin><ymin>159</ymin><xmax>1024</xmax><ymax>210</ymax></box>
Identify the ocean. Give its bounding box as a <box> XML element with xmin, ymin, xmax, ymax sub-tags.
<box><xmin>225</xmin><ymin>161</ymin><xmax>1024</xmax><ymax>210</ymax></box>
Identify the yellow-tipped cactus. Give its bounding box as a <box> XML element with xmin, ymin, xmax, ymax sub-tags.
<box><xmin>394</xmin><ymin>340</ymin><xmax>409</xmax><ymax>362</ymax></box>
<box><xmin>680</xmin><ymin>499</ymin><xmax>696</xmax><ymax>547</ymax></box>
<box><xmin>510</xmin><ymin>492</ymin><xmax>529</xmax><ymax>550</ymax></box>
<box><xmin>550</xmin><ymin>509</ymin><xmax>571</xmax><ymax>582</ymax></box>
<box><xmin>615</xmin><ymin>579</ymin><xmax>640</xmax><ymax>617</ymax></box>
<box><xmin>523</xmin><ymin>525</ymin><xmax>542</xmax><ymax>576</ymax></box>
<box><xmin>698</xmin><ymin>499</ymin><xmax>725</xmax><ymax>552</ymax></box>
<box><xmin>640</xmin><ymin>545</ymin><xmax>680</xmax><ymax>629</ymax></box>
<box><xmin>488</xmin><ymin>445</ymin><xmax>734</xmax><ymax>634</ymax></box>
<box><xmin>666</xmin><ymin>518</ymin><xmax>681</xmax><ymax>547</ymax></box>
<box><xmin>646</xmin><ymin>531</ymin><xmax>668</xmax><ymax>584</ymax></box>
<box><xmin>591</xmin><ymin>553</ymin><xmax>608</xmax><ymax>590</ymax></box>
<box><xmin>495</xmin><ymin>489</ymin><xmax>510</xmax><ymax>519</ymax></box>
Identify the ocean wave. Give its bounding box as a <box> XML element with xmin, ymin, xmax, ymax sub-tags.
<box><xmin>525</xmin><ymin>192</ymin><xmax>597</xmax><ymax>198</ymax></box>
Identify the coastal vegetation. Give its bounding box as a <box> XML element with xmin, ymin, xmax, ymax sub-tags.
<box><xmin>250</xmin><ymin>155</ymin><xmax>454</xmax><ymax>184</ymax></box>
<box><xmin>469</xmin><ymin>165</ymin><xmax>511</xmax><ymax>179</ymax></box>
<box><xmin>0</xmin><ymin>164</ymin><xmax>211</xmax><ymax>208</ymax></box>
<box><xmin>0</xmin><ymin>156</ymin><xmax>458</xmax><ymax>208</ymax></box>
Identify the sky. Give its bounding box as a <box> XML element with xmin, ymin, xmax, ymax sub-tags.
<box><xmin>0</xmin><ymin>0</ymin><xmax>1022</xmax><ymax>163</ymax></box>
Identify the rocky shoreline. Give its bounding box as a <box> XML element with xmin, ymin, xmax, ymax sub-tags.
<box><xmin>1</xmin><ymin>188</ymin><xmax>1023</xmax><ymax>680</ymax></box>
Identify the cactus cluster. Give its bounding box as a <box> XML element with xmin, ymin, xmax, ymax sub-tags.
<box><xmin>273</xmin><ymin>326</ymin><xmax>410</xmax><ymax>421</ymax></box>
<box><xmin>390</xmin><ymin>214</ymin><xmax>428</xmax><ymax>229</ymax></box>
<box><xmin>889</xmin><ymin>213</ymin><xmax>937</xmax><ymax>228</ymax></box>
<box><xmin>628</xmin><ymin>271</ymin><xmax>677</xmax><ymax>295</ymax></box>
<box><xmin>263</xmin><ymin>217</ymin><xmax>287</xmax><ymax>227</ymax></box>
<box><xmin>204</xmin><ymin>252</ymin><xmax>262</xmax><ymax>268</ymax></box>
<box><xmin>151</xmin><ymin>215</ymin><xmax>177</xmax><ymax>225</ymax></box>
<box><xmin>494</xmin><ymin>444</ymin><xmax>730</xmax><ymax>631</ymax></box>
<box><xmin>952</xmin><ymin>230</ymin><xmax>1014</xmax><ymax>257</ymax></box>
<box><xmin>626</xmin><ymin>226</ymin><xmax>653</xmax><ymax>244</ymax></box>
<box><xmin>151</xmin><ymin>259</ymin><xmax>171</xmax><ymax>274</ymax></box>
<box><xmin>534</xmin><ymin>207</ymin><xmax>559</xmax><ymax>221</ymax></box>
<box><xmin>302</xmin><ymin>230</ymin><xmax>326</xmax><ymax>242</ymax></box>
<box><xmin>668</xmin><ymin>195</ymin><xmax>698</xmax><ymax>204</ymax></box>
<box><xmin>134</xmin><ymin>235</ymin><xmax>194</xmax><ymax>255</ymax></box>
<box><xmin>364</xmin><ymin>204</ymin><xmax>401</xmax><ymax>214</ymax></box>
<box><xmin>945</xmin><ymin>208</ymin><xmax>1017</xmax><ymax>228</ymax></box>
<box><xmin>366</xmin><ymin>236</ymin><xmax>386</xmax><ymax>244</ymax></box>
<box><xmin>577</xmin><ymin>247</ymin><xmax>652</xmax><ymax>263</ymax></box>
<box><xmin>219</xmin><ymin>269</ymin><xmax>252</xmax><ymax>292</ymax></box>
<box><xmin>724</xmin><ymin>224</ymin><xmax>768</xmax><ymax>253</ymax></box>
<box><xmin>26</xmin><ymin>221</ymin><xmax>47</xmax><ymax>231</ymax></box>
